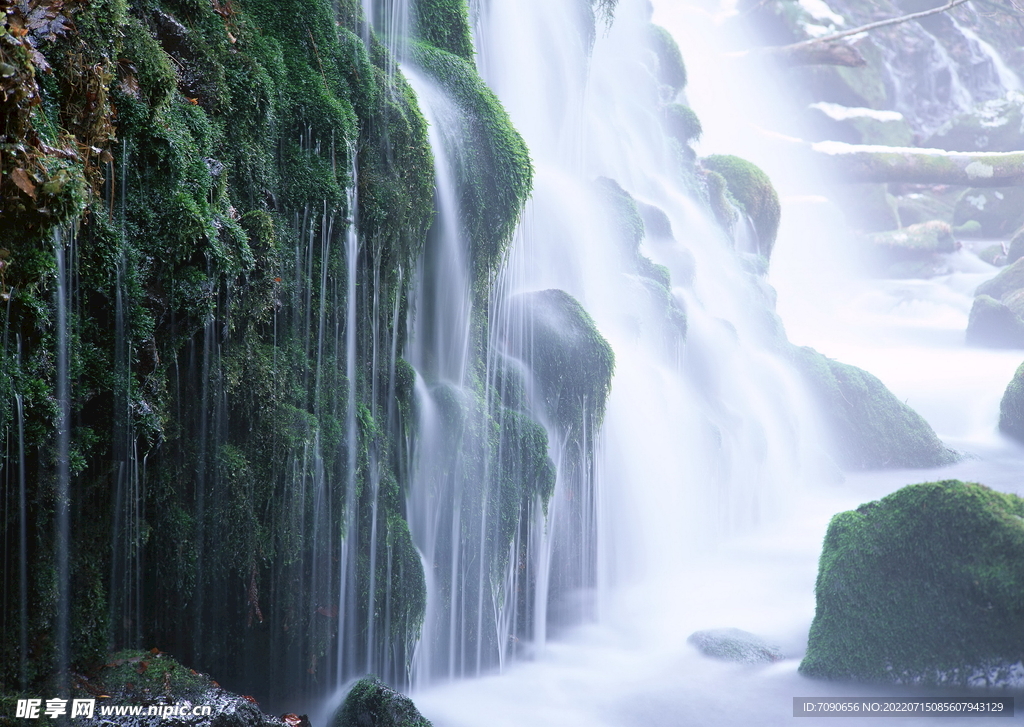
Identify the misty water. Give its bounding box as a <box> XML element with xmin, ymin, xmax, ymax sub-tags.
<box><xmin>383</xmin><ymin>0</ymin><xmax>1024</xmax><ymax>724</ymax></box>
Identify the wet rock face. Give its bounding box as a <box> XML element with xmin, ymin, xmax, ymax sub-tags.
<box><xmin>801</xmin><ymin>480</ymin><xmax>1024</xmax><ymax>686</ymax></box>
<box><xmin>687</xmin><ymin>628</ymin><xmax>783</xmax><ymax>665</ymax></box>
<box><xmin>999</xmin><ymin>362</ymin><xmax>1024</xmax><ymax>442</ymax></box>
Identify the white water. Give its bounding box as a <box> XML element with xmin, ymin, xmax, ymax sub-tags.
<box><xmin>402</xmin><ymin>0</ymin><xmax>1024</xmax><ymax>724</ymax></box>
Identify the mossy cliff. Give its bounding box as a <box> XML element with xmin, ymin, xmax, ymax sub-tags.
<box><xmin>0</xmin><ymin>0</ymin><xmax>486</xmax><ymax>703</ymax></box>
<box><xmin>801</xmin><ymin>481</ymin><xmax>1024</xmax><ymax>685</ymax></box>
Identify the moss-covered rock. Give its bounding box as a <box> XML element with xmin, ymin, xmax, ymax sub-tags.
<box><xmin>953</xmin><ymin>187</ymin><xmax>1024</xmax><ymax>239</ymax></box>
<box><xmin>700</xmin><ymin>155</ymin><xmax>780</xmax><ymax>259</ymax></box>
<box><xmin>801</xmin><ymin>480</ymin><xmax>1024</xmax><ymax>685</ymax></box>
<box><xmin>688</xmin><ymin>628</ymin><xmax>783</xmax><ymax>664</ymax></box>
<box><xmin>1007</xmin><ymin>225</ymin><xmax>1024</xmax><ymax>265</ymax></box>
<box><xmin>594</xmin><ymin>176</ymin><xmax>645</xmax><ymax>251</ymax></box>
<box><xmin>409</xmin><ymin>42</ymin><xmax>532</xmax><ymax>287</ymax></box>
<box><xmin>334</xmin><ymin>677</ymin><xmax>431</xmax><ymax>727</ymax></box>
<box><xmin>510</xmin><ymin>290</ymin><xmax>614</xmax><ymax>439</ymax></box>
<box><xmin>645</xmin><ymin>24</ymin><xmax>686</xmax><ymax>97</ymax></box>
<box><xmin>865</xmin><ymin>220</ymin><xmax>957</xmax><ymax>259</ymax></box>
<box><xmin>661</xmin><ymin>103</ymin><xmax>702</xmax><ymax>145</ymax></box>
<box><xmin>976</xmin><ymin>256</ymin><xmax>1024</xmax><ymax>300</ymax></box>
<box><xmin>66</xmin><ymin>650</ymin><xmax>289</xmax><ymax>726</ymax></box>
<box><xmin>789</xmin><ymin>345</ymin><xmax>957</xmax><ymax>469</ymax></box>
<box><xmin>998</xmin><ymin>362</ymin><xmax>1024</xmax><ymax>442</ymax></box>
<box><xmin>966</xmin><ymin>294</ymin><xmax>1024</xmax><ymax>349</ymax></box>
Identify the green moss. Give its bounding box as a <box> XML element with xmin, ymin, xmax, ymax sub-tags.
<box><xmin>594</xmin><ymin>176</ymin><xmax>644</xmax><ymax>251</ymax></box>
<box><xmin>789</xmin><ymin>344</ymin><xmax>958</xmax><ymax>469</ymax></box>
<box><xmin>511</xmin><ymin>289</ymin><xmax>615</xmax><ymax>438</ymax></box>
<box><xmin>646</xmin><ymin>24</ymin><xmax>686</xmax><ymax>95</ymax></box>
<box><xmin>701</xmin><ymin>155</ymin><xmax>780</xmax><ymax>259</ymax></box>
<box><xmin>661</xmin><ymin>103</ymin><xmax>701</xmax><ymax>145</ymax></box>
<box><xmin>335</xmin><ymin>676</ymin><xmax>432</xmax><ymax>727</ymax></box>
<box><xmin>801</xmin><ymin>480</ymin><xmax>1024</xmax><ymax>685</ymax></box>
<box><xmin>410</xmin><ymin>42</ymin><xmax>532</xmax><ymax>286</ymax></box>
<box><xmin>92</xmin><ymin>649</ymin><xmax>210</xmax><ymax>699</ymax></box>
<box><xmin>966</xmin><ymin>294</ymin><xmax>1024</xmax><ymax>348</ymax></box>
<box><xmin>977</xmin><ymin>256</ymin><xmax>1024</xmax><ymax>301</ymax></box>
<box><xmin>411</xmin><ymin>0</ymin><xmax>474</xmax><ymax>61</ymax></box>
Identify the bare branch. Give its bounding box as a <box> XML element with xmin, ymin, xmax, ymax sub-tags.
<box><xmin>785</xmin><ymin>0</ymin><xmax>970</xmax><ymax>49</ymax></box>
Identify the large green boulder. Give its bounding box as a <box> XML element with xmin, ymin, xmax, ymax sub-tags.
<box><xmin>999</xmin><ymin>363</ymin><xmax>1024</xmax><ymax>442</ymax></box>
<box><xmin>801</xmin><ymin>481</ymin><xmax>1024</xmax><ymax>685</ymax></box>
<box><xmin>789</xmin><ymin>345</ymin><xmax>957</xmax><ymax>469</ymax></box>
<box><xmin>976</xmin><ymin>256</ymin><xmax>1024</xmax><ymax>300</ymax></box>
<box><xmin>966</xmin><ymin>294</ymin><xmax>1024</xmax><ymax>349</ymax></box>
<box><xmin>335</xmin><ymin>677</ymin><xmax>431</xmax><ymax>727</ymax></box>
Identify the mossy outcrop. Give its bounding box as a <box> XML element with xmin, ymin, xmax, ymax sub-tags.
<box><xmin>998</xmin><ymin>363</ymin><xmax>1024</xmax><ymax>442</ymax></box>
<box><xmin>509</xmin><ymin>289</ymin><xmax>614</xmax><ymax>439</ymax></box>
<box><xmin>645</xmin><ymin>24</ymin><xmax>687</xmax><ymax>97</ymax></box>
<box><xmin>789</xmin><ymin>345</ymin><xmax>957</xmax><ymax>469</ymax></box>
<box><xmin>334</xmin><ymin>677</ymin><xmax>431</xmax><ymax>727</ymax></box>
<box><xmin>801</xmin><ymin>481</ymin><xmax>1024</xmax><ymax>685</ymax></box>
<box><xmin>953</xmin><ymin>187</ymin><xmax>1024</xmax><ymax>239</ymax></box>
<box><xmin>700</xmin><ymin>155</ymin><xmax>781</xmax><ymax>259</ymax></box>
<box><xmin>966</xmin><ymin>294</ymin><xmax>1024</xmax><ymax>349</ymax></box>
<box><xmin>409</xmin><ymin>42</ymin><xmax>532</xmax><ymax>289</ymax></box>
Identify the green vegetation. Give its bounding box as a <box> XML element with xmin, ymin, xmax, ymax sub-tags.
<box><xmin>511</xmin><ymin>289</ymin><xmax>615</xmax><ymax>438</ymax></box>
<box><xmin>701</xmin><ymin>155</ymin><xmax>781</xmax><ymax>259</ymax></box>
<box><xmin>335</xmin><ymin>676</ymin><xmax>432</xmax><ymax>727</ymax></box>
<box><xmin>0</xmin><ymin>0</ymin><xmax>437</xmax><ymax>698</ymax></box>
<box><xmin>646</xmin><ymin>24</ymin><xmax>687</xmax><ymax>95</ymax></box>
<box><xmin>662</xmin><ymin>103</ymin><xmax>702</xmax><ymax>145</ymax></box>
<box><xmin>801</xmin><ymin>481</ymin><xmax>1024</xmax><ymax>685</ymax></box>
<box><xmin>410</xmin><ymin>42</ymin><xmax>533</xmax><ymax>289</ymax></box>
<box><xmin>789</xmin><ymin>345</ymin><xmax>958</xmax><ymax>469</ymax></box>
<box><xmin>412</xmin><ymin>0</ymin><xmax>474</xmax><ymax>61</ymax></box>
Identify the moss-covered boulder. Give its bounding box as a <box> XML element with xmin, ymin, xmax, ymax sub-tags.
<box><xmin>801</xmin><ymin>481</ymin><xmax>1024</xmax><ymax>685</ymax></box>
<box><xmin>645</xmin><ymin>24</ymin><xmax>687</xmax><ymax>97</ymax></box>
<box><xmin>661</xmin><ymin>103</ymin><xmax>702</xmax><ymax>145</ymax></box>
<box><xmin>66</xmin><ymin>650</ymin><xmax>289</xmax><ymax>726</ymax></box>
<box><xmin>953</xmin><ymin>187</ymin><xmax>1024</xmax><ymax>239</ymax></box>
<box><xmin>999</xmin><ymin>363</ymin><xmax>1024</xmax><ymax>442</ymax></box>
<box><xmin>976</xmin><ymin>256</ymin><xmax>1024</xmax><ymax>300</ymax></box>
<box><xmin>334</xmin><ymin>677</ymin><xmax>431</xmax><ymax>727</ymax></box>
<box><xmin>687</xmin><ymin>628</ymin><xmax>783</xmax><ymax>664</ymax></box>
<box><xmin>509</xmin><ymin>290</ymin><xmax>614</xmax><ymax>438</ymax></box>
<box><xmin>966</xmin><ymin>294</ymin><xmax>1024</xmax><ymax>349</ymax></box>
<box><xmin>1007</xmin><ymin>225</ymin><xmax>1024</xmax><ymax>265</ymax></box>
<box><xmin>789</xmin><ymin>345</ymin><xmax>957</xmax><ymax>469</ymax></box>
<box><xmin>700</xmin><ymin>155</ymin><xmax>781</xmax><ymax>259</ymax></box>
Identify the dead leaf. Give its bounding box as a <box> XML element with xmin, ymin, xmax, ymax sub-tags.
<box><xmin>10</xmin><ymin>168</ymin><xmax>36</xmax><ymax>199</ymax></box>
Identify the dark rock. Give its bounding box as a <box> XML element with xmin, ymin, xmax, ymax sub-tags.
<box><xmin>334</xmin><ymin>677</ymin><xmax>431</xmax><ymax>727</ymax></box>
<box><xmin>801</xmin><ymin>480</ymin><xmax>1024</xmax><ymax>685</ymax></box>
<box><xmin>789</xmin><ymin>345</ymin><xmax>958</xmax><ymax>469</ymax></box>
<box><xmin>73</xmin><ymin>650</ymin><xmax>287</xmax><ymax>727</ymax></box>
<box><xmin>966</xmin><ymin>294</ymin><xmax>1024</xmax><ymax>349</ymax></box>
<box><xmin>999</xmin><ymin>363</ymin><xmax>1024</xmax><ymax>442</ymax></box>
<box><xmin>1009</xmin><ymin>226</ymin><xmax>1024</xmax><ymax>265</ymax></box>
<box><xmin>688</xmin><ymin>628</ymin><xmax>783</xmax><ymax>664</ymax></box>
<box><xmin>953</xmin><ymin>187</ymin><xmax>1024</xmax><ymax>239</ymax></box>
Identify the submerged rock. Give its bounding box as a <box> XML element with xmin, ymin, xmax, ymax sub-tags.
<box><xmin>789</xmin><ymin>345</ymin><xmax>958</xmax><ymax>469</ymax></box>
<box><xmin>801</xmin><ymin>481</ymin><xmax>1024</xmax><ymax>685</ymax></box>
<box><xmin>688</xmin><ymin>628</ymin><xmax>783</xmax><ymax>664</ymax></box>
<box><xmin>999</xmin><ymin>363</ymin><xmax>1024</xmax><ymax>442</ymax></box>
<box><xmin>865</xmin><ymin>220</ymin><xmax>957</xmax><ymax>259</ymax></box>
<box><xmin>334</xmin><ymin>677</ymin><xmax>431</xmax><ymax>727</ymax></box>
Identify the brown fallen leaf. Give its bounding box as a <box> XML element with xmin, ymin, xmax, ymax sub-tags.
<box><xmin>10</xmin><ymin>168</ymin><xmax>37</xmax><ymax>199</ymax></box>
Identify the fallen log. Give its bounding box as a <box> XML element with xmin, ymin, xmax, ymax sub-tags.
<box><xmin>810</xmin><ymin>141</ymin><xmax>1024</xmax><ymax>187</ymax></box>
